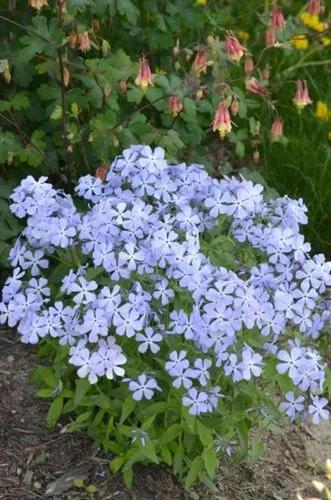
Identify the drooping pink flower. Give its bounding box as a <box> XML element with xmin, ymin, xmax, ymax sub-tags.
<box><xmin>270</xmin><ymin>117</ymin><xmax>283</xmax><ymax>141</ymax></box>
<box><xmin>245</xmin><ymin>77</ymin><xmax>268</xmax><ymax>96</ymax></box>
<box><xmin>95</xmin><ymin>164</ymin><xmax>108</xmax><ymax>181</ymax></box>
<box><xmin>265</xmin><ymin>26</ymin><xmax>277</xmax><ymax>46</ymax></box>
<box><xmin>308</xmin><ymin>0</ymin><xmax>321</xmax><ymax>15</ymax></box>
<box><xmin>293</xmin><ymin>80</ymin><xmax>312</xmax><ymax>110</ymax></box>
<box><xmin>168</xmin><ymin>96</ymin><xmax>183</xmax><ymax>117</ymax></box>
<box><xmin>212</xmin><ymin>101</ymin><xmax>232</xmax><ymax>139</ymax></box>
<box><xmin>29</xmin><ymin>0</ymin><xmax>48</xmax><ymax>10</ymax></box>
<box><xmin>135</xmin><ymin>57</ymin><xmax>153</xmax><ymax>89</ymax></box>
<box><xmin>270</xmin><ymin>5</ymin><xmax>286</xmax><ymax>30</ymax></box>
<box><xmin>225</xmin><ymin>33</ymin><xmax>246</xmax><ymax>62</ymax></box>
<box><xmin>192</xmin><ymin>51</ymin><xmax>208</xmax><ymax>75</ymax></box>
<box><xmin>78</xmin><ymin>31</ymin><xmax>91</xmax><ymax>53</ymax></box>
<box><xmin>244</xmin><ymin>56</ymin><xmax>254</xmax><ymax>75</ymax></box>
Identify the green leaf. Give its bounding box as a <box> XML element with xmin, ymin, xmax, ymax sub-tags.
<box><xmin>250</xmin><ymin>439</ymin><xmax>264</xmax><ymax>462</ymax></box>
<box><xmin>37</xmin><ymin>388</ymin><xmax>54</xmax><ymax>398</ymax></box>
<box><xmin>117</xmin><ymin>0</ymin><xmax>139</xmax><ymax>24</ymax></box>
<box><xmin>184</xmin><ymin>456</ymin><xmax>204</xmax><ymax>489</ymax></box>
<box><xmin>73</xmin><ymin>478</ymin><xmax>84</xmax><ymax>488</ymax></box>
<box><xmin>11</xmin><ymin>92</ymin><xmax>30</xmax><ymax>111</ymax></box>
<box><xmin>126</xmin><ymin>87</ymin><xmax>144</xmax><ymax>104</ymax></box>
<box><xmin>109</xmin><ymin>456</ymin><xmax>125</xmax><ymax>475</ymax></box>
<box><xmin>141</xmin><ymin>441</ymin><xmax>159</xmax><ymax>464</ymax></box>
<box><xmin>160</xmin><ymin>446</ymin><xmax>172</xmax><ymax>466</ymax></box>
<box><xmin>235</xmin><ymin>419</ymin><xmax>249</xmax><ymax>460</ymax></box>
<box><xmin>74</xmin><ymin>378</ymin><xmax>91</xmax><ymax>407</ymax></box>
<box><xmin>122</xmin><ymin>466</ymin><xmax>133</xmax><ymax>487</ymax></box>
<box><xmin>197</xmin><ymin>421</ymin><xmax>214</xmax><ymax>447</ymax></box>
<box><xmin>119</xmin><ymin>397</ymin><xmax>136</xmax><ymax>425</ymax></box>
<box><xmin>159</xmin><ymin>423</ymin><xmax>182</xmax><ymax>446</ymax></box>
<box><xmin>46</xmin><ymin>396</ymin><xmax>63</xmax><ymax>428</ymax></box>
<box><xmin>203</xmin><ymin>448</ymin><xmax>218</xmax><ymax>479</ymax></box>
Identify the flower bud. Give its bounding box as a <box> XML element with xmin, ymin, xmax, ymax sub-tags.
<box><xmin>196</xmin><ymin>0</ymin><xmax>207</xmax><ymax>5</ymax></box>
<box><xmin>244</xmin><ymin>55</ymin><xmax>254</xmax><ymax>75</ymax></box>
<box><xmin>230</xmin><ymin>98</ymin><xmax>239</xmax><ymax>116</ymax></box>
<box><xmin>95</xmin><ymin>164</ymin><xmax>108</xmax><ymax>181</ymax></box>
<box><xmin>192</xmin><ymin>51</ymin><xmax>208</xmax><ymax>75</ymax></box>
<box><xmin>29</xmin><ymin>0</ymin><xmax>48</xmax><ymax>10</ymax></box>
<box><xmin>265</xmin><ymin>26</ymin><xmax>277</xmax><ymax>46</ymax></box>
<box><xmin>270</xmin><ymin>117</ymin><xmax>283</xmax><ymax>141</ymax></box>
<box><xmin>270</xmin><ymin>5</ymin><xmax>286</xmax><ymax>30</ymax></box>
<box><xmin>119</xmin><ymin>80</ymin><xmax>127</xmax><ymax>94</ymax></box>
<box><xmin>78</xmin><ymin>31</ymin><xmax>91</xmax><ymax>53</ymax></box>
<box><xmin>262</xmin><ymin>65</ymin><xmax>270</xmax><ymax>80</ymax></box>
<box><xmin>207</xmin><ymin>35</ymin><xmax>215</xmax><ymax>46</ymax></box>
<box><xmin>212</xmin><ymin>101</ymin><xmax>232</xmax><ymax>139</ymax></box>
<box><xmin>225</xmin><ymin>33</ymin><xmax>246</xmax><ymax>62</ymax></box>
<box><xmin>293</xmin><ymin>80</ymin><xmax>312</xmax><ymax>110</ymax></box>
<box><xmin>0</xmin><ymin>59</ymin><xmax>11</xmax><ymax>84</ymax></box>
<box><xmin>135</xmin><ymin>57</ymin><xmax>153</xmax><ymax>89</ymax></box>
<box><xmin>308</xmin><ymin>0</ymin><xmax>321</xmax><ymax>15</ymax></box>
<box><xmin>245</xmin><ymin>77</ymin><xmax>268</xmax><ymax>96</ymax></box>
<box><xmin>168</xmin><ymin>96</ymin><xmax>183</xmax><ymax>117</ymax></box>
<box><xmin>173</xmin><ymin>39</ymin><xmax>180</xmax><ymax>57</ymax></box>
<box><xmin>92</xmin><ymin>19</ymin><xmax>100</xmax><ymax>31</ymax></box>
<box><xmin>195</xmin><ymin>88</ymin><xmax>204</xmax><ymax>100</ymax></box>
<box><xmin>252</xmin><ymin>149</ymin><xmax>260</xmax><ymax>162</ymax></box>
<box><xmin>68</xmin><ymin>31</ymin><xmax>78</xmax><ymax>48</ymax></box>
<box><xmin>63</xmin><ymin>67</ymin><xmax>70</xmax><ymax>87</ymax></box>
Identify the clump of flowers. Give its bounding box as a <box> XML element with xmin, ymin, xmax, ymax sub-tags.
<box><xmin>1</xmin><ymin>146</ymin><xmax>330</xmax><ymax>486</ymax></box>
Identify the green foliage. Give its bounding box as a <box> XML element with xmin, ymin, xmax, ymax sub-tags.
<box><xmin>32</xmin><ymin>333</ymin><xmax>288</xmax><ymax>489</ymax></box>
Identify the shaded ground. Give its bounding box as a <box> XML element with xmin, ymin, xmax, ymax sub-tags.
<box><xmin>0</xmin><ymin>328</ymin><xmax>330</xmax><ymax>500</ymax></box>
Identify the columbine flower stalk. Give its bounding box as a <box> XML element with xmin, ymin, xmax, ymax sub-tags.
<box><xmin>212</xmin><ymin>101</ymin><xmax>232</xmax><ymax>139</ymax></box>
<box><xmin>293</xmin><ymin>80</ymin><xmax>312</xmax><ymax>111</ymax></box>
<box><xmin>135</xmin><ymin>57</ymin><xmax>153</xmax><ymax>89</ymax></box>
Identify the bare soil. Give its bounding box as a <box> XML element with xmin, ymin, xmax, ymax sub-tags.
<box><xmin>0</xmin><ymin>327</ymin><xmax>330</xmax><ymax>500</ymax></box>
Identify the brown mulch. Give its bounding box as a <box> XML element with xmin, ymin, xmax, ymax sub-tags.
<box><xmin>0</xmin><ymin>328</ymin><xmax>329</xmax><ymax>500</ymax></box>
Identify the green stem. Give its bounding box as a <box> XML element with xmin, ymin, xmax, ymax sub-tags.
<box><xmin>69</xmin><ymin>247</ymin><xmax>81</xmax><ymax>267</ymax></box>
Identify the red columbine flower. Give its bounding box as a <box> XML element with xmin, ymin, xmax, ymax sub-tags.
<box><xmin>244</xmin><ymin>55</ymin><xmax>254</xmax><ymax>75</ymax></box>
<box><xmin>95</xmin><ymin>164</ymin><xmax>108</xmax><ymax>181</ymax></box>
<box><xmin>245</xmin><ymin>77</ymin><xmax>268</xmax><ymax>96</ymax></box>
<box><xmin>78</xmin><ymin>31</ymin><xmax>91</xmax><ymax>52</ymax></box>
<box><xmin>212</xmin><ymin>101</ymin><xmax>232</xmax><ymax>139</ymax></box>
<box><xmin>192</xmin><ymin>51</ymin><xmax>208</xmax><ymax>75</ymax></box>
<box><xmin>270</xmin><ymin>5</ymin><xmax>286</xmax><ymax>30</ymax></box>
<box><xmin>264</xmin><ymin>26</ymin><xmax>277</xmax><ymax>46</ymax></box>
<box><xmin>225</xmin><ymin>33</ymin><xmax>246</xmax><ymax>62</ymax></box>
<box><xmin>270</xmin><ymin>117</ymin><xmax>283</xmax><ymax>141</ymax></box>
<box><xmin>168</xmin><ymin>96</ymin><xmax>183</xmax><ymax>117</ymax></box>
<box><xmin>29</xmin><ymin>0</ymin><xmax>48</xmax><ymax>10</ymax></box>
<box><xmin>308</xmin><ymin>0</ymin><xmax>321</xmax><ymax>15</ymax></box>
<box><xmin>293</xmin><ymin>80</ymin><xmax>312</xmax><ymax>110</ymax></box>
<box><xmin>135</xmin><ymin>57</ymin><xmax>153</xmax><ymax>89</ymax></box>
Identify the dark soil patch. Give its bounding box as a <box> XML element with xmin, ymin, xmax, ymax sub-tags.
<box><xmin>0</xmin><ymin>328</ymin><xmax>329</xmax><ymax>500</ymax></box>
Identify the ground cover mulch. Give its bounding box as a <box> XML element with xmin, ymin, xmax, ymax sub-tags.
<box><xmin>0</xmin><ymin>327</ymin><xmax>330</xmax><ymax>500</ymax></box>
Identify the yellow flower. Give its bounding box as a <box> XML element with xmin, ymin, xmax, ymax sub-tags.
<box><xmin>315</xmin><ymin>101</ymin><xmax>330</xmax><ymax>121</ymax></box>
<box><xmin>313</xmin><ymin>21</ymin><xmax>328</xmax><ymax>32</ymax></box>
<box><xmin>196</xmin><ymin>0</ymin><xmax>207</xmax><ymax>5</ymax></box>
<box><xmin>299</xmin><ymin>11</ymin><xmax>319</xmax><ymax>28</ymax></box>
<box><xmin>291</xmin><ymin>34</ymin><xmax>309</xmax><ymax>49</ymax></box>
<box><xmin>321</xmin><ymin>35</ymin><xmax>331</xmax><ymax>46</ymax></box>
<box><xmin>237</xmin><ymin>30</ymin><xmax>250</xmax><ymax>41</ymax></box>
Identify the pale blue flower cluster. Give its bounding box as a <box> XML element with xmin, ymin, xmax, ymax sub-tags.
<box><xmin>1</xmin><ymin>145</ymin><xmax>330</xmax><ymax>422</ymax></box>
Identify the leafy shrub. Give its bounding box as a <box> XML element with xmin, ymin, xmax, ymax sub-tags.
<box><xmin>1</xmin><ymin>145</ymin><xmax>330</xmax><ymax>488</ymax></box>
